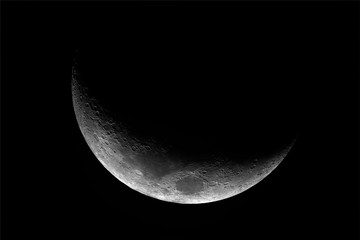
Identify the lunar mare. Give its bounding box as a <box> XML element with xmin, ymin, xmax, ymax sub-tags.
<box><xmin>72</xmin><ymin>64</ymin><xmax>295</xmax><ymax>204</ymax></box>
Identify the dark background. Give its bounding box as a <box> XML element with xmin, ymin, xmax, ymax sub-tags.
<box><xmin>2</xmin><ymin>2</ymin><xmax>359</xmax><ymax>239</ymax></box>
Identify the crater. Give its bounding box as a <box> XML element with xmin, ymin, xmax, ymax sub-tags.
<box><xmin>175</xmin><ymin>176</ymin><xmax>204</xmax><ymax>195</ymax></box>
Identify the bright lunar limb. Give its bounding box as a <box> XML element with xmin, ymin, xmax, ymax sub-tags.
<box><xmin>71</xmin><ymin>63</ymin><xmax>296</xmax><ymax>204</ymax></box>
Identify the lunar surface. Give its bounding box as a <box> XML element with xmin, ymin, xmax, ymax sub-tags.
<box><xmin>71</xmin><ymin>58</ymin><xmax>296</xmax><ymax>204</ymax></box>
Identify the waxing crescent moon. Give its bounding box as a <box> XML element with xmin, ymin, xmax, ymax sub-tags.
<box><xmin>71</xmin><ymin>59</ymin><xmax>297</xmax><ymax>204</ymax></box>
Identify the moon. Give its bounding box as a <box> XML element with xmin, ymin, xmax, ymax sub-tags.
<box><xmin>71</xmin><ymin>53</ymin><xmax>298</xmax><ymax>204</ymax></box>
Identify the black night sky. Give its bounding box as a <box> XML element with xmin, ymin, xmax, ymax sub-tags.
<box><xmin>2</xmin><ymin>2</ymin><xmax>359</xmax><ymax>239</ymax></box>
